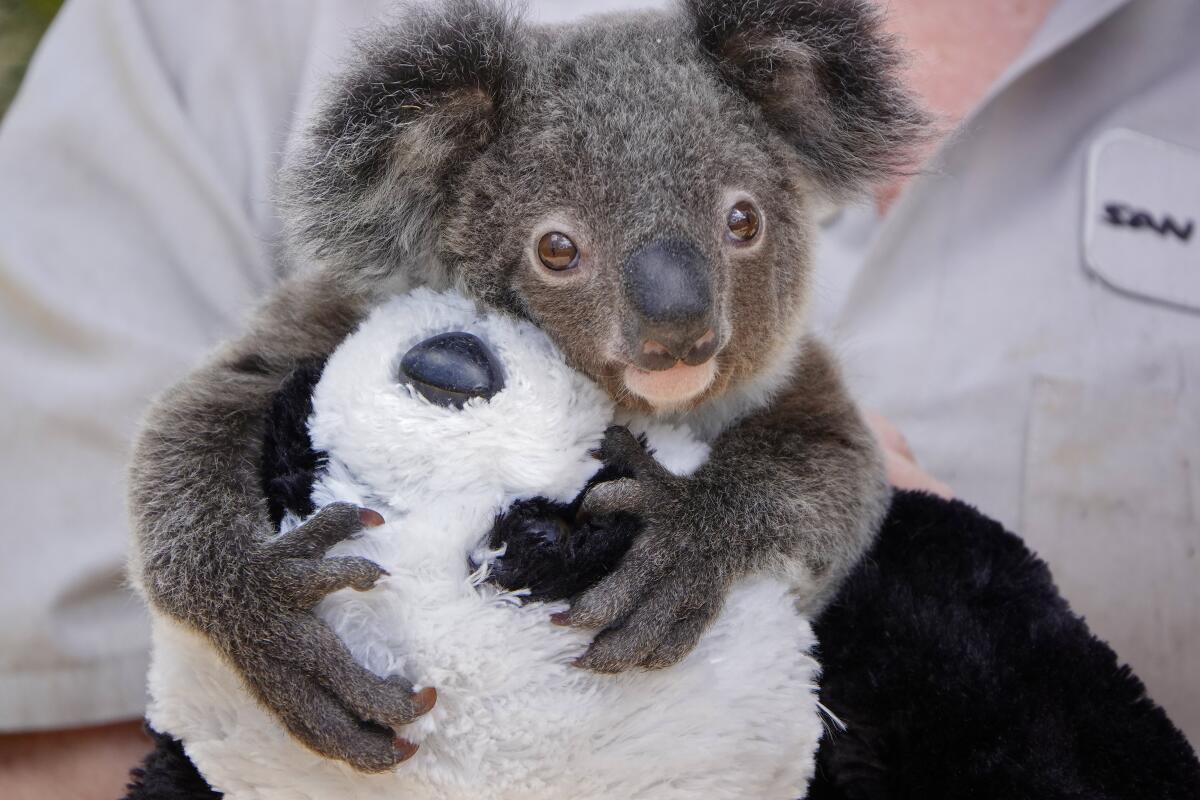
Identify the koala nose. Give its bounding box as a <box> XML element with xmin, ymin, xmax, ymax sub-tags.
<box><xmin>398</xmin><ymin>332</ymin><xmax>504</xmax><ymax>408</ymax></box>
<box><xmin>623</xmin><ymin>239</ymin><xmax>718</xmax><ymax>371</ymax></box>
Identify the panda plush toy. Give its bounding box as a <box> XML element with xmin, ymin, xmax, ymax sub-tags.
<box><xmin>129</xmin><ymin>289</ymin><xmax>1200</xmax><ymax>800</ymax></box>
<box><xmin>141</xmin><ymin>288</ymin><xmax>825</xmax><ymax>800</ymax></box>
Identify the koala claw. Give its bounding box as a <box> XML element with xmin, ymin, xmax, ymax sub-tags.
<box><xmin>578</xmin><ymin>427</ymin><xmax>667</xmax><ymax>521</ymax></box>
<box><xmin>215</xmin><ymin>502</ymin><xmax>435</xmax><ymax>771</ymax></box>
<box><xmin>394</xmin><ymin>739</ymin><xmax>421</xmax><ymax>764</ymax></box>
<box><xmin>245</xmin><ymin>653</ymin><xmax>430</xmax><ymax>773</ymax></box>
<box><xmin>265</xmin><ymin>503</ymin><xmax>390</xmax><ymax>609</ymax></box>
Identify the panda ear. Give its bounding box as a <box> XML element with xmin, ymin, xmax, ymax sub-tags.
<box><xmin>282</xmin><ymin>0</ymin><xmax>524</xmax><ymax>287</ymax></box>
<box><xmin>685</xmin><ymin>0</ymin><xmax>929</xmax><ymax>196</ymax></box>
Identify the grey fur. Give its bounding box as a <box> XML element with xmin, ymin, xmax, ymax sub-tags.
<box><xmin>570</xmin><ymin>339</ymin><xmax>890</xmax><ymax>671</ymax></box>
<box><xmin>129</xmin><ymin>271</ymin><xmax>433</xmax><ymax>772</ymax></box>
<box><xmin>130</xmin><ymin>0</ymin><xmax>922</xmax><ymax>771</ymax></box>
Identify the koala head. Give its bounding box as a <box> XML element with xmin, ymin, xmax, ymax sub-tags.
<box><xmin>283</xmin><ymin>0</ymin><xmax>925</xmax><ymax>414</ymax></box>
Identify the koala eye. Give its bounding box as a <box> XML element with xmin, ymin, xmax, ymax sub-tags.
<box><xmin>726</xmin><ymin>201</ymin><xmax>761</xmax><ymax>242</ymax></box>
<box><xmin>537</xmin><ymin>232</ymin><xmax>580</xmax><ymax>270</ymax></box>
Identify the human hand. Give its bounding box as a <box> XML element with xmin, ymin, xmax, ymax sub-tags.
<box><xmin>864</xmin><ymin>412</ymin><xmax>953</xmax><ymax>499</ymax></box>
<box><xmin>0</xmin><ymin>721</ymin><xmax>151</xmax><ymax>800</ymax></box>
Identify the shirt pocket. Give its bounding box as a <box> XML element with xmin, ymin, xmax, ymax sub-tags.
<box><xmin>1083</xmin><ymin>129</ymin><xmax>1200</xmax><ymax>315</ymax></box>
<box><xmin>1021</xmin><ymin>374</ymin><xmax>1200</xmax><ymax>744</ymax></box>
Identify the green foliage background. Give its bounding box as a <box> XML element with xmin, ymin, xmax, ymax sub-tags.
<box><xmin>0</xmin><ymin>0</ymin><xmax>64</xmax><ymax>120</ymax></box>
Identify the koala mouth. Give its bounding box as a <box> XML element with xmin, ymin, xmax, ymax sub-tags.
<box><xmin>621</xmin><ymin>359</ymin><xmax>718</xmax><ymax>409</ymax></box>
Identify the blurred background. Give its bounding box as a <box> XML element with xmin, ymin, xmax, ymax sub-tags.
<box><xmin>0</xmin><ymin>0</ymin><xmax>62</xmax><ymax>119</ymax></box>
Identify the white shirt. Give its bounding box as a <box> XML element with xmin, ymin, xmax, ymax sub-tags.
<box><xmin>816</xmin><ymin>0</ymin><xmax>1200</xmax><ymax>743</ymax></box>
<box><xmin>1</xmin><ymin>0</ymin><xmax>1196</xmax><ymax>743</ymax></box>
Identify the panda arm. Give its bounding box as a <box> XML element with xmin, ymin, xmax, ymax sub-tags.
<box><xmin>488</xmin><ymin>496</ymin><xmax>642</xmax><ymax>603</ymax></box>
<box><xmin>128</xmin><ymin>268</ymin><xmax>432</xmax><ymax>772</ymax></box>
<box><xmin>261</xmin><ymin>358</ymin><xmax>328</xmax><ymax>528</ymax></box>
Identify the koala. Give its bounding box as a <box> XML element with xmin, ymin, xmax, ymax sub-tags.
<box><xmin>145</xmin><ymin>288</ymin><xmax>823</xmax><ymax>799</ymax></box>
<box><xmin>129</xmin><ymin>0</ymin><xmax>925</xmax><ymax>773</ymax></box>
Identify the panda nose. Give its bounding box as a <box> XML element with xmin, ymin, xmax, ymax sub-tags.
<box><xmin>398</xmin><ymin>332</ymin><xmax>504</xmax><ymax>408</ymax></box>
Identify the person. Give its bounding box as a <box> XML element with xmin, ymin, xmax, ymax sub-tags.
<box><xmin>0</xmin><ymin>0</ymin><xmax>1196</xmax><ymax>795</ymax></box>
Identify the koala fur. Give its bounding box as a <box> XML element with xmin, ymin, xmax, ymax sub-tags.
<box><xmin>129</xmin><ymin>0</ymin><xmax>925</xmax><ymax>771</ymax></box>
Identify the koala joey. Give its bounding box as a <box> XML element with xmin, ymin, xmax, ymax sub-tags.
<box><xmin>128</xmin><ymin>0</ymin><xmax>925</xmax><ymax>774</ymax></box>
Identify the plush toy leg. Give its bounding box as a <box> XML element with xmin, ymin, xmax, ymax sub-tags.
<box><xmin>809</xmin><ymin>491</ymin><xmax>1200</xmax><ymax>800</ymax></box>
<box><xmin>123</xmin><ymin>727</ymin><xmax>221</xmax><ymax>800</ymax></box>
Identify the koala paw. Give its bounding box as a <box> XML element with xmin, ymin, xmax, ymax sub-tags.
<box><xmin>217</xmin><ymin>502</ymin><xmax>436</xmax><ymax>772</ymax></box>
<box><xmin>553</xmin><ymin>427</ymin><xmax>734</xmax><ymax>673</ymax></box>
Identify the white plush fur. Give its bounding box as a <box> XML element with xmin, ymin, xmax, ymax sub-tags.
<box><xmin>146</xmin><ymin>289</ymin><xmax>823</xmax><ymax>800</ymax></box>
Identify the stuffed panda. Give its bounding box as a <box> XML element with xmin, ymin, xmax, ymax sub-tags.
<box><xmin>131</xmin><ymin>287</ymin><xmax>1200</xmax><ymax>800</ymax></box>
<box><xmin>142</xmin><ymin>288</ymin><xmax>824</xmax><ymax>800</ymax></box>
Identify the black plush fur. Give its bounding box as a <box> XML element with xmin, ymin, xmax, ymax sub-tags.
<box><xmin>260</xmin><ymin>359</ymin><xmax>327</xmax><ymax>528</ymax></box>
<box><xmin>484</xmin><ymin>457</ymin><xmax>643</xmax><ymax>602</ymax></box>
<box><xmin>124</xmin><ymin>728</ymin><xmax>222</xmax><ymax>800</ymax></box>
<box><xmin>808</xmin><ymin>492</ymin><xmax>1200</xmax><ymax>799</ymax></box>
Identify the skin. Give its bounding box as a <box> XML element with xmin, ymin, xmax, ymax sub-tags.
<box><xmin>0</xmin><ymin>722</ymin><xmax>152</xmax><ymax>800</ymax></box>
<box><xmin>2</xmin><ymin>0</ymin><xmax>1057</xmax><ymax>791</ymax></box>
<box><xmin>876</xmin><ymin>0</ymin><xmax>1057</xmax><ymax>208</ymax></box>
<box><xmin>866</xmin><ymin>411</ymin><xmax>954</xmax><ymax>499</ymax></box>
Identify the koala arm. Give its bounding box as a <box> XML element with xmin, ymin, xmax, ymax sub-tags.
<box><xmin>128</xmin><ymin>268</ymin><xmax>434</xmax><ymax>772</ymax></box>
<box><xmin>560</xmin><ymin>337</ymin><xmax>890</xmax><ymax>672</ymax></box>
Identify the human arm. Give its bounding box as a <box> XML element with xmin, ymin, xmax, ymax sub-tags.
<box><xmin>864</xmin><ymin>411</ymin><xmax>954</xmax><ymax>499</ymax></box>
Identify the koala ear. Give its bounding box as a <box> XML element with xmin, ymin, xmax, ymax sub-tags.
<box><xmin>685</xmin><ymin>0</ymin><xmax>929</xmax><ymax>196</ymax></box>
<box><xmin>281</xmin><ymin>0</ymin><xmax>524</xmax><ymax>288</ymax></box>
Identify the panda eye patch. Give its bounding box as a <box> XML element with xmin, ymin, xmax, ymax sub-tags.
<box><xmin>398</xmin><ymin>332</ymin><xmax>504</xmax><ymax>408</ymax></box>
<box><xmin>537</xmin><ymin>232</ymin><xmax>580</xmax><ymax>270</ymax></box>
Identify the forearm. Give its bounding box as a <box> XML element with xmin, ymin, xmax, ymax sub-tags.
<box><xmin>699</xmin><ymin>338</ymin><xmax>889</xmax><ymax>607</ymax></box>
<box><xmin>126</xmin><ymin>268</ymin><xmax>436</xmax><ymax>770</ymax></box>
<box><xmin>0</xmin><ymin>722</ymin><xmax>152</xmax><ymax>800</ymax></box>
<box><xmin>127</xmin><ymin>268</ymin><xmax>373</xmax><ymax>624</ymax></box>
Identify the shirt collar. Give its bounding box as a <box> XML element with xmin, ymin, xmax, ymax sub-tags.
<box><xmin>835</xmin><ymin>0</ymin><xmax>1135</xmax><ymax>231</ymax></box>
<box><xmin>976</xmin><ymin>0</ymin><xmax>1134</xmax><ymax>120</ymax></box>
<box><xmin>822</xmin><ymin>0</ymin><xmax>1136</xmax><ymax>330</ymax></box>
